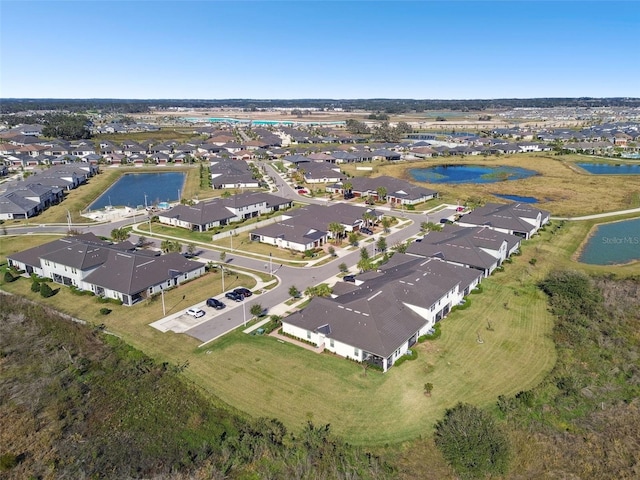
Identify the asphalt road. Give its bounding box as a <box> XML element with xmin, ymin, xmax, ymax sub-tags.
<box><xmin>4</xmin><ymin>165</ymin><xmax>458</xmax><ymax>345</ymax></box>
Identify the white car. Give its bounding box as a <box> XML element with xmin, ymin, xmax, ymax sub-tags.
<box><xmin>186</xmin><ymin>308</ymin><xmax>205</xmax><ymax>318</ymax></box>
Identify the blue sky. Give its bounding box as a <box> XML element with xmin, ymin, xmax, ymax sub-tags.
<box><xmin>1</xmin><ymin>1</ymin><xmax>638</xmax><ymax>99</ymax></box>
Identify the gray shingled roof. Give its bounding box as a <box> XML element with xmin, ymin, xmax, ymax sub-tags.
<box><xmin>285</xmin><ymin>254</ymin><xmax>481</xmax><ymax>358</ymax></box>
<box><xmin>459</xmin><ymin>202</ymin><xmax>549</xmax><ymax>234</ymax></box>
<box><xmin>160</xmin><ymin>192</ymin><xmax>291</xmax><ymax>226</ymax></box>
<box><xmin>83</xmin><ymin>251</ymin><xmax>202</xmax><ymax>295</ymax></box>
<box><xmin>286</xmin><ymin>203</ymin><xmax>380</xmax><ymax>230</ymax></box>
<box><xmin>251</xmin><ymin>221</ymin><xmax>327</xmax><ymax>245</ymax></box>
<box><xmin>346</xmin><ymin>175</ymin><xmax>438</xmax><ymax>201</ymax></box>
<box><xmin>406</xmin><ymin>236</ymin><xmax>498</xmax><ymax>271</ymax></box>
<box><xmin>7</xmin><ymin>233</ymin><xmax>112</xmax><ymax>268</ymax></box>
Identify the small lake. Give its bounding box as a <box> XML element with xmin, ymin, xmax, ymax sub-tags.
<box><xmin>579</xmin><ymin>218</ymin><xmax>640</xmax><ymax>265</ymax></box>
<box><xmin>577</xmin><ymin>163</ymin><xmax>640</xmax><ymax>175</ymax></box>
<box><xmin>89</xmin><ymin>172</ymin><xmax>186</xmax><ymax>210</ymax></box>
<box><xmin>493</xmin><ymin>193</ymin><xmax>539</xmax><ymax>203</ymax></box>
<box><xmin>409</xmin><ymin>165</ymin><xmax>537</xmax><ymax>184</ymax></box>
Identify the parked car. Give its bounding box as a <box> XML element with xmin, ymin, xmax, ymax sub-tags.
<box><xmin>343</xmin><ymin>274</ymin><xmax>356</xmax><ymax>283</ymax></box>
<box><xmin>206</xmin><ymin>297</ymin><xmax>225</xmax><ymax>310</ymax></box>
<box><xmin>186</xmin><ymin>308</ymin><xmax>205</xmax><ymax>318</ymax></box>
<box><xmin>343</xmin><ymin>192</ymin><xmax>354</xmax><ymax>200</ymax></box>
<box><xmin>456</xmin><ymin>206</ymin><xmax>465</xmax><ymax>212</ymax></box>
<box><xmin>225</xmin><ymin>291</ymin><xmax>244</xmax><ymax>302</ymax></box>
<box><xmin>233</xmin><ymin>287</ymin><xmax>252</xmax><ymax>298</ymax></box>
<box><xmin>360</xmin><ymin>227</ymin><xmax>373</xmax><ymax>235</ymax></box>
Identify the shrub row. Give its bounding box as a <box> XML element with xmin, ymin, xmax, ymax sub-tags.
<box><xmin>419</xmin><ymin>323</ymin><xmax>442</xmax><ymax>342</ymax></box>
<box><xmin>393</xmin><ymin>349</ymin><xmax>418</xmax><ymax>367</ymax></box>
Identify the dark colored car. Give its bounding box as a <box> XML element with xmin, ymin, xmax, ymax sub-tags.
<box><xmin>360</xmin><ymin>227</ymin><xmax>373</xmax><ymax>235</ymax></box>
<box><xmin>225</xmin><ymin>291</ymin><xmax>243</xmax><ymax>302</ymax></box>
<box><xmin>343</xmin><ymin>274</ymin><xmax>356</xmax><ymax>283</ymax></box>
<box><xmin>206</xmin><ymin>297</ymin><xmax>225</xmax><ymax>310</ymax></box>
<box><xmin>233</xmin><ymin>287</ymin><xmax>252</xmax><ymax>298</ymax></box>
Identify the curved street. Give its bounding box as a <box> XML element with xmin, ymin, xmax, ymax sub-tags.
<box><xmin>2</xmin><ymin>163</ymin><xmax>459</xmax><ymax>345</ymax></box>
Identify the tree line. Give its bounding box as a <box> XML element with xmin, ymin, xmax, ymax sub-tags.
<box><xmin>3</xmin><ymin>97</ymin><xmax>639</xmax><ymax>115</ymax></box>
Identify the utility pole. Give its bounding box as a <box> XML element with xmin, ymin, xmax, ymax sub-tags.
<box><xmin>269</xmin><ymin>253</ymin><xmax>273</xmax><ymax>277</ymax></box>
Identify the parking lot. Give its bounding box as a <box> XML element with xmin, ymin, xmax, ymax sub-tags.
<box><xmin>150</xmin><ymin>304</ymin><xmax>221</xmax><ymax>333</ymax></box>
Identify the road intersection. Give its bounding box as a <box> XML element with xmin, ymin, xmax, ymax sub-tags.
<box><xmin>3</xmin><ymin>163</ymin><xmax>460</xmax><ymax>346</ymax></box>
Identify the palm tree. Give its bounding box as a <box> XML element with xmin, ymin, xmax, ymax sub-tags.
<box><xmin>362</xmin><ymin>211</ymin><xmax>376</xmax><ymax>229</ymax></box>
<box><xmin>328</xmin><ymin>222</ymin><xmax>345</xmax><ymax>244</ymax></box>
<box><xmin>161</xmin><ymin>240</ymin><xmax>182</xmax><ymax>253</ymax></box>
<box><xmin>376</xmin><ymin>186</ymin><xmax>387</xmax><ymax>202</ymax></box>
<box><xmin>342</xmin><ymin>181</ymin><xmax>353</xmax><ymax>197</ymax></box>
<box><xmin>110</xmin><ymin>227</ymin><xmax>129</xmax><ymax>242</ymax></box>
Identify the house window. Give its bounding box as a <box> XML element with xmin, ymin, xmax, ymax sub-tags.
<box><xmin>307</xmin><ymin>330</ymin><xmax>311</xmax><ymax>340</ymax></box>
<box><xmin>354</xmin><ymin>348</ymin><xmax>359</xmax><ymax>357</ymax></box>
<box><xmin>330</xmin><ymin>339</ymin><xmax>334</xmax><ymax>348</ymax></box>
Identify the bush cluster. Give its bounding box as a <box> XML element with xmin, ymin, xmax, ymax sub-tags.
<box><xmin>393</xmin><ymin>349</ymin><xmax>418</xmax><ymax>367</ymax></box>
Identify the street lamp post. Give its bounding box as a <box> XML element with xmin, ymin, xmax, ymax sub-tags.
<box><xmin>66</xmin><ymin>209</ymin><xmax>72</xmax><ymax>232</ymax></box>
<box><xmin>242</xmin><ymin>297</ymin><xmax>246</xmax><ymax>327</ymax></box>
<box><xmin>269</xmin><ymin>253</ymin><xmax>273</xmax><ymax>278</ymax></box>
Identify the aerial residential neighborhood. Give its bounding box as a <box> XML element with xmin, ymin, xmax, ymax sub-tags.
<box><xmin>2</xmin><ymin>1</ymin><xmax>640</xmax><ymax>479</ymax></box>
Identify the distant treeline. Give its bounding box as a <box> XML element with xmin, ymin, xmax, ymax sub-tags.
<box><xmin>2</xmin><ymin>97</ymin><xmax>640</xmax><ymax>115</ymax></box>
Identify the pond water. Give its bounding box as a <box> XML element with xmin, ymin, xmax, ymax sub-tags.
<box><xmin>409</xmin><ymin>165</ymin><xmax>537</xmax><ymax>184</ymax></box>
<box><xmin>579</xmin><ymin>218</ymin><xmax>640</xmax><ymax>265</ymax></box>
<box><xmin>89</xmin><ymin>172</ymin><xmax>186</xmax><ymax>210</ymax></box>
<box><xmin>577</xmin><ymin>163</ymin><xmax>640</xmax><ymax>175</ymax></box>
<box><xmin>493</xmin><ymin>193</ymin><xmax>539</xmax><ymax>203</ymax></box>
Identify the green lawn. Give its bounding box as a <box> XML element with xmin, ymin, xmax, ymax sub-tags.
<box><xmin>184</xmin><ymin>270</ymin><xmax>555</xmax><ymax>445</ymax></box>
<box><xmin>3</xmin><ymin>213</ymin><xmax>639</xmax><ymax>447</ymax></box>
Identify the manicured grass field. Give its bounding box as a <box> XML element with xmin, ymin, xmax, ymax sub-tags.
<box><xmin>0</xmin><ymin>234</ymin><xmax>556</xmax><ymax>445</ymax></box>
<box><xmin>2</xmin><ymin>217</ymin><xmax>638</xmax><ymax>447</ymax></box>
